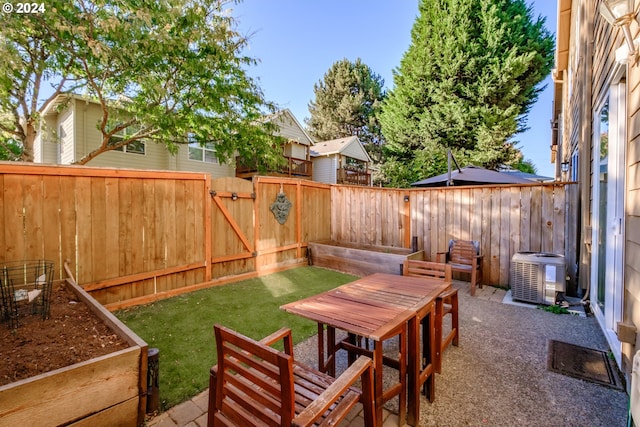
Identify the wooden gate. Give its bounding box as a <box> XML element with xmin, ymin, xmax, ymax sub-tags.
<box><xmin>210</xmin><ymin>177</ymin><xmax>257</xmax><ymax>278</ymax></box>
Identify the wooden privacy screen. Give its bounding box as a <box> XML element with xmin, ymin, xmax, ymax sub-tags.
<box><xmin>1</xmin><ymin>162</ymin><xmax>569</xmax><ymax>307</ymax></box>
<box><xmin>330</xmin><ymin>184</ymin><xmax>569</xmax><ymax>286</ymax></box>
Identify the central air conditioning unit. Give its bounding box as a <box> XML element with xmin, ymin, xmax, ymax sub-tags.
<box><xmin>510</xmin><ymin>252</ymin><xmax>566</xmax><ymax>305</ymax></box>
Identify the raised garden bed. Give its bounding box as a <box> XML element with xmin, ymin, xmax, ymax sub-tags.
<box><xmin>0</xmin><ymin>275</ymin><xmax>148</xmax><ymax>427</ymax></box>
<box><xmin>308</xmin><ymin>240</ymin><xmax>425</xmax><ymax>277</ymax></box>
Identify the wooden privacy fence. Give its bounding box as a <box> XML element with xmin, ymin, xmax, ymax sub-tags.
<box><xmin>1</xmin><ymin>162</ymin><xmax>569</xmax><ymax>307</ymax></box>
<box><xmin>0</xmin><ymin>163</ymin><xmax>331</xmax><ymax>309</ymax></box>
<box><xmin>331</xmin><ymin>184</ymin><xmax>568</xmax><ymax>286</ymax></box>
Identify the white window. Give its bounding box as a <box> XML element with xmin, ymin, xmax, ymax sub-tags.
<box><xmin>109</xmin><ymin>128</ymin><xmax>145</xmax><ymax>155</ymax></box>
<box><xmin>188</xmin><ymin>142</ymin><xmax>218</xmax><ymax>163</ymax></box>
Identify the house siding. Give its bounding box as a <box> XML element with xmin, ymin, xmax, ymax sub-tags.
<box><xmin>34</xmin><ymin>116</ymin><xmax>59</xmax><ymax>164</ymax></box>
<box><xmin>340</xmin><ymin>140</ymin><xmax>369</xmax><ymax>162</ymax></box>
<box><xmin>35</xmin><ymin>97</ymin><xmax>234</xmax><ymax>178</ymax></box>
<box><xmin>271</xmin><ymin>110</ymin><xmax>312</xmax><ymax>146</ymax></box>
<box><xmin>174</xmin><ymin>144</ymin><xmax>235</xmax><ymax>178</ymax></box>
<box><xmin>625</xmin><ymin>10</ymin><xmax>640</xmax><ymax>378</ymax></box>
<box><xmin>76</xmin><ymin>101</ymin><xmax>168</xmax><ymax>170</ymax></box>
<box><xmin>556</xmin><ymin>0</ymin><xmax>640</xmax><ymax>381</ymax></box>
<box><xmin>59</xmin><ymin>104</ymin><xmax>75</xmax><ymax>164</ymax></box>
<box><xmin>312</xmin><ymin>156</ymin><xmax>337</xmax><ymax>184</ymax></box>
<box><xmin>287</xmin><ymin>143</ymin><xmax>308</xmax><ymax>160</ymax></box>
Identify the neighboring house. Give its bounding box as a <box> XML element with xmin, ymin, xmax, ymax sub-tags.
<box><xmin>235</xmin><ymin>109</ymin><xmax>314</xmax><ymax>180</ymax></box>
<box><xmin>310</xmin><ymin>136</ymin><xmax>373</xmax><ymax>186</ymax></box>
<box><xmin>552</xmin><ymin>0</ymin><xmax>640</xmax><ymax>383</ymax></box>
<box><xmin>34</xmin><ymin>97</ymin><xmax>314</xmax><ymax>181</ymax></box>
<box><xmin>34</xmin><ymin>94</ymin><xmax>234</xmax><ymax>178</ymax></box>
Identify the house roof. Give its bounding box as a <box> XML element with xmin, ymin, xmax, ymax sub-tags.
<box><xmin>499</xmin><ymin>169</ymin><xmax>554</xmax><ymax>183</ymax></box>
<box><xmin>40</xmin><ymin>93</ymin><xmax>95</xmax><ymax>117</ymax></box>
<box><xmin>411</xmin><ymin>165</ymin><xmax>533</xmax><ymax>187</ymax></box>
<box><xmin>310</xmin><ymin>136</ymin><xmax>372</xmax><ymax>162</ymax></box>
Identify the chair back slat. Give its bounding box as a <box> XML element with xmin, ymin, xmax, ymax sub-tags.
<box><xmin>403</xmin><ymin>260</ymin><xmax>452</xmax><ymax>282</ymax></box>
<box><xmin>448</xmin><ymin>240</ymin><xmax>480</xmax><ymax>265</ymax></box>
<box><xmin>214</xmin><ymin>324</ymin><xmax>295</xmax><ymax>426</ymax></box>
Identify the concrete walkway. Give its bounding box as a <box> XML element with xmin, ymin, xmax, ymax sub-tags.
<box><xmin>146</xmin><ymin>389</ymin><xmax>399</xmax><ymax>427</ymax></box>
<box><xmin>147</xmin><ymin>283</ymin><xmax>628</xmax><ymax>426</ymax></box>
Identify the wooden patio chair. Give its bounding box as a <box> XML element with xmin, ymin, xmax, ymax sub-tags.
<box><xmin>403</xmin><ymin>260</ymin><xmax>459</xmax><ymax>374</ymax></box>
<box><xmin>208</xmin><ymin>324</ymin><xmax>377</xmax><ymax>427</ymax></box>
<box><xmin>436</xmin><ymin>239</ymin><xmax>483</xmax><ymax>296</ymax></box>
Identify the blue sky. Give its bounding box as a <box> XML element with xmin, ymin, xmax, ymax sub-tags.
<box><xmin>232</xmin><ymin>0</ymin><xmax>558</xmax><ymax>177</ymax></box>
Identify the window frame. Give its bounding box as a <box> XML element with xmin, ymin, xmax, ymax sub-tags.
<box><xmin>109</xmin><ymin>128</ymin><xmax>146</xmax><ymax>155</ymax></box>
<box><xmin>188</xmin><ymin>141</ymin><xmax>218</xmax><ymax>164</ymax></box>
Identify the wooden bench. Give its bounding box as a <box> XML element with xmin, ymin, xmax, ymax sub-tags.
<box><xmin>437</xmin><ymin>239</ymin><xmax>483</xmax><ymax>296</ymax></box>
<box><xmin>208</xmin><ymin>324</ymin><xmax>376</xmax><ymax>427</ymax></box>
<box><xmin>403</xmin><ymin>260</ymin><xmax>459</xmax><ymax>375</ymax></box>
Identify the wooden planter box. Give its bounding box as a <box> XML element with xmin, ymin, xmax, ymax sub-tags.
<box><xmin>308</xmin><ymin>240</ymin><xmax>425</xmax><ymax>277</ymax></box>
<box><xmin>0</xmin><ymin>279</ymin><xmax>148</xmax><ymax>427</ymax></box>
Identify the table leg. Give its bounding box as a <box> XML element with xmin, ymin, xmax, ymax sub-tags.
<box><xmin>317</xmin><ymin>323</ymin><xmax>326</xmax><ymax>373</ymax></box>
<box><xmin>407</xmin><ymin>316</ymin><xmax>419</xmax><ymax>426</ymax></box>
<box><xmin>398</xmin><ymin>325</ymin><xmax>407</xmax><ymax>427</ymax></box>
<box><xmin>327</xmin><ymin>326</ymin><xmax>336</xmax><ymax>377</ymax></box>
<box><xmin>423</xmin><ymin>306</ymin><xmax>436</xmax><ymax>402</ymax></box>
<box><xmin>373</xmin><ymin>339</ymin><xmax>384</xmax><ymax>426</ymax></box>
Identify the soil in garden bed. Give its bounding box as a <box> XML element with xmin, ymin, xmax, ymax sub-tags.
<box><xmin>0</xmin><ymin>282</ymin><xmax>130</xmax><ymax>386</ymax></box>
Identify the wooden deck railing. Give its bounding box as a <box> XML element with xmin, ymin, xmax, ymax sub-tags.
<box><xmin>236</xmin><ymin>155</ymin><xmax>312</xmax><ymax>179</ymax></box>
<box><xmin>337</xmin><ymin>166</ymin><xmax>371</xmax><ymax>186</ymax></box>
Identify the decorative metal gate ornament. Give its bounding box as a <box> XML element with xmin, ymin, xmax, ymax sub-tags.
<box><xmin>270</xmin><ymin>191</ymin><xmax>292</xmax><ymax>225</ymax></box>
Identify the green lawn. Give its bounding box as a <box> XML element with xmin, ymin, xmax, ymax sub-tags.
<box><xmin>115</xmin><ymin>266</ymin><xmax>356</xmax><ymax>410</ymax></box>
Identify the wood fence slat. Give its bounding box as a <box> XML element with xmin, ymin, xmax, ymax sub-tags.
<box><xmin>520</xmin><ymin>186</ymin><xmax>532</xmax><ymax>251</ymax></box>
<box><xmin>470</xmin><ymin>188</ymin><xmax>482</xmax><ymax>245</ymax></box>
<box><xmin>105</xmin><ymin>177</ymin><xmax>120</xmax><ymax>282</ymax></box>
<box><xmin>142</xmin><ymin>178</ymin><xmax>156</xmax><ymax>296</ymax></box>
<box><xmin>90</xmin><ymin>178</ymin><xmax>108</xmax><ymax>283</ymax></box>
<box><xmin>43</xmin><ymin>176</ymin><xmax>62</xmax><ymax>275</ymax></box>
<box><xmin>510</xmin><ymin>187</ymin><xmax>522</xmax><ymax>254</ymax></box>
<box><xmin>499</xmin><ymin>189</ymin><xmax>512</xmax><ymax>285</ymax></box>
<box><xmin>76</xmin><ymin>177</ymin><xmax>93</xmax><ymax>283</ymax></box>
<box><xmin>554</xmin><ymin>186</ymin><xmax>566</xmax><ymax>255</ymax></box>
<box><xmin>530</xmin><ymin>186</ymin><xmax>542</xmax><ymax>252</ymax></box>
<box><xmin>119</xmin><ymin>178</ymin><xmax>133</xmax><ymax>280</ymax></box>
<box><xmin>24</xmin><ymin>175</ymin><xmax>44</xmax><ymax>260</ymax></box>
<box><xmin>541</xmin><ymin>185</ymin><xmax>554</xmax><ymax>253</ymax></box>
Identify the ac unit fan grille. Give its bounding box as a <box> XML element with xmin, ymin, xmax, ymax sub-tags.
<box><xmin>511</xmin><ymin>261</ymin><xmax>541</xmax><ymax>303</ymax></box>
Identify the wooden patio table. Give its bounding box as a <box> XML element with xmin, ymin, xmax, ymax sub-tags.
<box><xmin>280</xmin><ymin>272</ymin><xmax>450</xmax><ymax>426</ymax></box>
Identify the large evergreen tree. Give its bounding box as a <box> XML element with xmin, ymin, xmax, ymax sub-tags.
<box><xmin>306</xmin><ymin>58</ymin><xmax>386</xmax><ymax>163</ymax></box>
<box><xmin>380</xmin><ymin>0</ymin><xmax>554</xmax><ymax>187</ymax></box>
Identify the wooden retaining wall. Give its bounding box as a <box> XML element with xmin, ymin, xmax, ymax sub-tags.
<box><xmin>1</xmin><ymin>162</ymin><xmax>570</xmax><ymax>305</ymax></box>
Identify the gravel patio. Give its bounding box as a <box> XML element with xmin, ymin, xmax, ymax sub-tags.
<box><xmin>149</xmin><ymin>281</ymin><xmax>630</xmax><ymax>427</ymax></box>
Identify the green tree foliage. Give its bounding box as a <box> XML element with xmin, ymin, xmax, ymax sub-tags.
<box><xmin>306</xmin><ymin>58</ymin><xmax>386</xmax><ymax>163</ymax></box>
<box><xmin>513</xmin><ymin>156</ymin><xmax>538</xmax><ymax>174</ymax></box>
<box><xmin>0</xmin><ymin>0</ymin><xmax>284</xmax><ymax>167</ymax></box>
<box><xmin>380</xmin><ymin>0</ymin><xmax>554</xmax><ymax>187</ymax></box>
<box><xmin>0</xmin><ymin>0</ymin><xmax>75</xmax><ymax>162</ymax></box>
<box><xmin>0</xmin><ymin>112</ymin><xmax>22</xmax><ymax>160</ymax></box>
